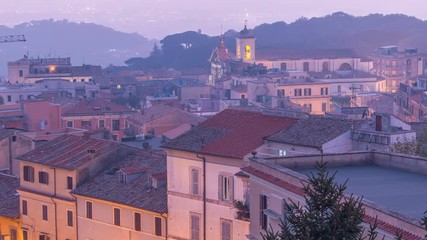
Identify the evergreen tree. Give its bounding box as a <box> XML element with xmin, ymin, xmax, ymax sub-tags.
<box><xmin>263</xmin><ymin>161</ymin><xmax>365</xmax><ymax>240</ymax></box>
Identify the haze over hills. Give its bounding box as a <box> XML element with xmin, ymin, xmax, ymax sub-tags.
<box><xmin>0</xmin><ymin>19</ymin><xmax>156</xmax><ymax>79</ymax></box>
<box><xmin>2</xmin><ymin>12</ymin><xmax>427</xmax><ymax>78</ymax></box>
<box><xmin>127</xmin><ymin>12</ymin><xmax>427</xmax><ymax>71</ymax></box>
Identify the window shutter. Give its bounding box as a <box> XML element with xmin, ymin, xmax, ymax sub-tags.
<box><xmin>229</xmin><ymin>177</ymin><xmax>234</xmax><ymax>201</ymax></box>
<box><xmin>218</xmin><ymin>175</ymin><xmax>223</xmax><ymax>200</ymax></box>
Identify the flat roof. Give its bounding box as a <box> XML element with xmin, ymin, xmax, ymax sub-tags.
<box><xmin>297</xmin><ymin>165</ymin><xmax>427</xmax><ymax>219</ymax></box>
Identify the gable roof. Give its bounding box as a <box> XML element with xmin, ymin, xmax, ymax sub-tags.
<box><xmin>0</xmin><ymin>174</ymin><xmax>19</xmax><ymax>219</ymax></box>
<box><xmin>163</xmin><ymin>109</ymin><xmax>298</xmax><ymax>158</ymax></box>
<box><xmin>0</xmin><ymin>129</ymin><xmax>14</xmax><ymax>140</ymax></box>
<box><xmin>128</xmin><ymin>105</ymin><xmax>203</xmax><ymax>126</ymax></box>
<box><xmin>62</xmin><ymin>99</ymin><xmax>134</xmax><ymax>117</ymax></box>
<box><xmin>17</xmin><ymin>134</ymin><xmax>119</xmax><ymax>170</ymax></box>
<box><xmin>266</xmin><ymin>116</ymin><xmax>361</xmax><ymax>148</ymax></box>
<box><xmin>72</xmin><ymin>150</ymin><xmax>167</xmax><ymax>214</ymax></box>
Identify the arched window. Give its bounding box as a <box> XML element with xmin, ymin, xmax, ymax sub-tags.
<box><xmin>339</xmin><ymin>63</ymin><xmax>352</xmax><ymax>71</ymax></box>
<box><xmin>322</xmin><ymin>61</ymin><xmax>329</xmax><ymax>72</ymax></box>
<box><xmin>245</xmin><ymin>45</ymin><xmax>251</xmax><ymax>60</ymax></box>
<box><xmin>280</xmin><ymin>62</ymin><xmax>287</xmax><ymax>71</ymax></box>
<box><xmin>303</xmin><ymin>62</ymin><xmax>309</xmax><ymax>72</ymax></box>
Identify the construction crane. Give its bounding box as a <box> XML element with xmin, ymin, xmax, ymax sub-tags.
<box><xmin>0</xmin><ymin>35</ymin><xmax>26</xmax><ymax>43</ymax></box>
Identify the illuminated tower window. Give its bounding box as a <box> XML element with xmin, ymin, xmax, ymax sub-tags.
<box><xmin>237</xmin><ymin>46</ymin><xmax>241</xmax><ymax>58</ymax></box>
<box><xmin>245</xmin><ymin>45</ymin><xmax>251</xmax><ymax>60</ymax></box>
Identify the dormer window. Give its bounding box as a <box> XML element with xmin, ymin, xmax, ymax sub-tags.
<box><xmin>119</xmin><ymin>172</ymin><xmax>127</xmax><ymax>184</ymax></box>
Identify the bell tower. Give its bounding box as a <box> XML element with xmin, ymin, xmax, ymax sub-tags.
<box><xmin>236</xmin><ymin>21</ymin><xmax>255</xmax><ymax>62</ymax></box>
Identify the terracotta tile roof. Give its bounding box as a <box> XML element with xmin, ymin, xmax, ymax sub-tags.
<box><xmin>363</xmin><ymin>215</ymin><xmax>423</xmax><ymax>240</ymax></box>
<box><xmin>242</xmin><ymin>166</ymin><xmax>305</xmax><ymax>196</ymax></box>
<box><xmin>256</xmin><ymin>49</ymin><xmax>359</xmax><ymax>60</ymax></box>
<box><xmin>266</xmin><ymin>116</ymin><xmax>363</xmax><ymax>148</ymax></box>
<box><xmin>62</xmin><ymin>99</ymin><xmax>134</xmax><ymax>117</ymax></box>
<box><xmin>72</xmin><ymin>150</ymin><xmax>167</xmax><ymax>214</ymax></box>
<box><xmin>162</xmin><ymin>123</ymin><xmax>193</xmax><ymax>140</ymax></box>
<box><xmin>128</xmin><ymin>105</ymin><xmax>202</xmax><ymax>125</ymax></box>
<box><xmin>0</xmin><ymin>174</ymin><xmax>19</xmax><ymax>219</ymax></box>
<box><xmin>17</xmin><ymin>134</ymin><xmax>119</xmax><ymax>170</ymax></box>
<box><xmin>163</xmin><ymin>109</ymin><xmax>298</xmax><ymax>158</ymax></box>
<box><xmin>120</xmin><ymin>165</ymin><xmax>147</xmax><ymax>175</ymax></box>
<box><xmin>151</xmin><ymin>171</ymin><xmax>167</xmax><ymax>180</ymax></box>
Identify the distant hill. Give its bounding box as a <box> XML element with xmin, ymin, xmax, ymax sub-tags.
<box><xmin>0</xmin><ymin>19</ymin><xmax>156</xmax><ymax>79</ymax></box>
<box><xmin>126</xmin><ymin>12</ymin><xmax>427</xmax><ymax>72</ymax></box>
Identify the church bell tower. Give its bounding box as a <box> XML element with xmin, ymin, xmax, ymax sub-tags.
<box><xmin>236</xmin><ymin>21</ymin><xmax>255</xmax><ymax>62</ymax></box>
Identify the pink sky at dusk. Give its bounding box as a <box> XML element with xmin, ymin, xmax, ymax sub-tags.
<box><xmin>1</xmin><ymin>0</ymin><xmax>427</xmax><ymax>39</ymax></box>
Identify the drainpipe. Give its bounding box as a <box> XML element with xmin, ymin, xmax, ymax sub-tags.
<box><xmin>8</xmin><ymin>136</ymin><xmax>13</xmax><ymax>174</ymax></box>
<box><xmin>161</xmin><ymin>213</ymin><xmax>168</xmax><ymax>239</ymax></box>
<box><xmin>50</xmin><ymin>167</ymin><xmax>58</xmax><ymax>240</ymax></box>
<box><xmin>69</xmin><ymin>193</ymin><xmax>79</xmax><ymax>240</ymax></box>
<box><xmin>196</xmin><ymin>153</ymin><xmax>206</xmax><ymax>240</ymax></box>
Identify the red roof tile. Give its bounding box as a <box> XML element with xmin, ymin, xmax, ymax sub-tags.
<box><xmin>17</xmin><ymin>134</ymin><xmax>120</xmax><ymax>170</ymax></box>
<box><xmin>62</xmin><ymin>99</ymin><xmax>134</xmax><ymax>117</ymax></box>
<box><xmin>163</xmin><ymin>109</ymin><xmax>298</xmax><ymax>158</ymax></box>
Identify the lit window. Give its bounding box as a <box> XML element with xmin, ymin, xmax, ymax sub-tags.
<box><xmin>245</xmin><ymin>45</ymin><xmax>251</xmax><ymax>60</ymax></box>
<box><xmin>278</xmin><ymin>150</ymin><xmax>286</xmax><ymax>156</ymax></box>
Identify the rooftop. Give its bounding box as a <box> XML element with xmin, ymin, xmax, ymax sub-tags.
<box><xmin>0</xmin><ymin>174</ymin><xmax>19</xmax><ymax>219</ymax></box>
<box><xmin>17</xmin><ymin>134</ymin><xmax>119</xmax><ymax>170</ymax></box>
<box><xmin>72</xmin><ymin>150</ymin><xmax>167</xmax><ymax>214</ymax></box>
<box><xmin>62</xmin><ymin>99</ymin><xmax>134</xmax><ymax>117</ymax></box>
<box><xmin>0</xmin><ymin>129</ymin><xmax>14</xmax><ymax>140</ymax></box>
<box><xmin>266</xmin><ymin>116</ymin><xmax>362</xmax><ymax>148</ymax></box>
<box><xmin>163</xmin><ymin>108</ymin><xmax>298</xmax><ymax>158</ymax></box>
<box><xmin>297</xmin><ymin>165</ymin><xmax>427</xmax><ymax>219</ymax></box>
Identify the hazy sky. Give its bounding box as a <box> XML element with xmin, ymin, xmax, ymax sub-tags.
<box><xmin>1</xmin><ymin>0</ymin><xmax>427</xmax><ymax>39</ymax></box>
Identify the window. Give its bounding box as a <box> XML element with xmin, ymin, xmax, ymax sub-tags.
<box><xmin>19</xmin><ymin>70</ymin><xmax>23</xmax><ymax>77</ymax></box>
<box><xmin>191</xmin><ymin>168</ymin><xmax>200</xmax><ymax>196</ymax></box>
<box><xmin>134</xmin><ymin>212</ymin><xmax>142</xmax><ymax>231</ymax></box>
<box><xmin>303</xmin><ymin>62</ymin><xmax>309</xmax><ymax>71</ymax></box>
<box><xmin>245</xmin><ymin>45</ymin><xmax>251</xmax><ymax>60</ymax></box>
<box><xmin>294</xmin><ymin>89</ymin><xmax>302</xmax><ymax>97</ymax></box>
<box><xmin>322</xmin><ymin>102</ymin><xmax>327</xmax><ymax>112</ymax></box>
<box><xmin>99</xmin><ymin>119</ymin><xmax>105</xmax><ymax>128</ymax></box>
<box><xmin>23</xmin><ymin>166</ymin><xmax>34</xmax><ymax>182</ymax></box>
<box><xmin>219</xmin><ymin>175</ymin><xmax>233</xmax><ymax>202</ymax></box>
<box><xmin>321</xmin><ymin>87</ymin><xmax>329</xmax><ymax>95</ymax></box>
<box><xmin>81</xmin><ymin>120</ymin><xmax>91</xmax><ymax>127</ymax></box>
<box><xmin>7</xmin><ymin>95</ymin><xmax>11</xmax><ymax>102</ymax></box>
<box><xmin>22</xmin><ymin>230</ymin><xmax>28</xmax><ymax>240</ymax></box>
<box><xmin>190</xmin><ymin>213</ymin><xmax>200</xmax><ymax>240</ymax></box>
<box><xmin>10</xmin><ymin>228</ymin><xmax>17</xmax><ymax>240</ymax></box>
<box><xmin>322</xmin><ymin>61</ymin><xmax>329</xmax><ymax>72</ymax></box>
<box><xmin>221</xmin><ymin>219</ymin><xmax>232</xmax><ymax>240</ymax></box>
<box><xmin>22</xmin><ymin>200</ymin><xmax>28</xmax><ymax>215</ymax></box>
<box><xmin>39</xmin><ymin>171</ymin><xmax>49</xmax><ymax>184</ymax></box>
<box><xmin>113</xmin><ymin>208</ymin><xmax>121</xmax><ymax>226</ymax></box>
<box><xmin>66</xmin><ymin>121</ymin><xmax>73</xmax><ymax>128</ymax></box>
<box><xmin>112</xmin><ymin>120</ymin><xmax>120</xmax><ymax>131</ymax></box>
<box><xmin>119</xmin><ymin>172</ymin><xmax>127</xmax><ymax>184</ymax></box>
<box><xmin>39</xmin><ymin>234</ymin><xmax>50</xmax><ymax>240</ymax></box>
<box><xmin>280</xmin><ymin>62</ymin><xmax>287</xmax><ymax>71</ymax></box>
<box><xmin>303</xmin><ymin>88</ymin><xmax>311</xmax><ymax>96</ymax></box>
<box><xmin>42</xmin><ymin>205</ymin><xmax>48</xmax><ymax>221</ymax></box>
<box><xmin>67</xmin><ymin>210</ymin><xmax>73</xmax><ymax>227</ymax></box>
<box><xmin>277</xmin><ymin>89</ymin><xmax>285</xmax><ymax>97</ymax></box>
<box><xmin>86</xmin><ymin>201</ymin><xmax>93</xmax><ymax>219</ymax></box>
<box><xmin>337</xmin><ymin>85</ymin><xmax>342</xmax><ymax>93</ymax></box>
<box><xmin>260</xmin><ymin>194</ymin><xmax>268</xmax><ymax>230</ymax></box>
<box><xmin>155</xmin><ymin>217</ymin><xmax>162</xmax><ymax>236</ymax></box>
<box><xmin>81</xmin><ymin>79</ymin><xmax>85</xmax><ymax>82</ymax></box>
<box><xmin>12</xmin><ymin>135</ymin><xmax>17</xmax><ymax>142</ymax></box>
<box><xmin>112</xmin><ymin>135</ymin><xmax>118</xmax><ymax>141</ymax></box>
<box><xmin>67</xmin><ymin>176</ymin><xmax>73</xmax><ymax>190</ymax></box>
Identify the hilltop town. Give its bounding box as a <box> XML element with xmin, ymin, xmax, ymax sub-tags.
<box><xmin>1</xmin><ymin>19</ymin><xmax>427</xmax><ymax>240</ymax></box>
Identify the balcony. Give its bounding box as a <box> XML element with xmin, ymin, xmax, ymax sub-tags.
<box><xmin>234</xmin><ymin>200</ymin><xmax>250</xmax><ymax>221</ymax></box>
